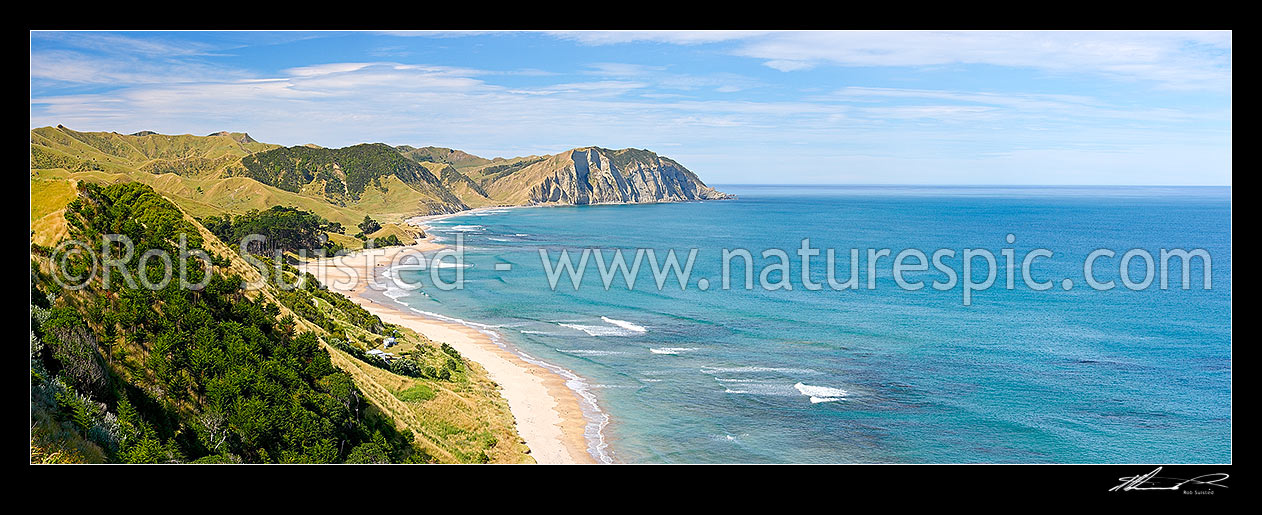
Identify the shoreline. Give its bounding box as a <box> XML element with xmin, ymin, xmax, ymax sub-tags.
<box><xmin>299</xmin><ymin>228</ymin><xmax>602</xmax><ymax>464</ymax></box>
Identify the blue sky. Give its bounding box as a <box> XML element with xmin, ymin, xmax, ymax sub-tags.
<box><xmin>30</xmin><ymin>31</ymin><xmax>1232</xmax><ymax>185</ymax></box>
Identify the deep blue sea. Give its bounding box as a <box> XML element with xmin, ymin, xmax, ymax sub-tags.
<box><xmin>387</xmin><ymin>185</ymin><xmax>1231</xmax><ymax>463</ymax></box>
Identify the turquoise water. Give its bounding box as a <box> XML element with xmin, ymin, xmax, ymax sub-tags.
<box><xmin>387</xmin><ymin>185</ymin><xmax>1231</xmax><ymax>463</ymax></box>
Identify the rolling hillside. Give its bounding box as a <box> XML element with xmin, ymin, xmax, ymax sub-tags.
<box><xmin>30</xmin><ymin>126</ymin><xmax>730</xmax><ymax>249</ymax></box>
<box><xmin>230</xmin><ymin>143</ymin><xmax>469</xmax><ymax>215</ymax></box>
<box><xmin>395</xmin><ymin>145</ymin><xmax>496</xmax><ymax>170</ymax></box>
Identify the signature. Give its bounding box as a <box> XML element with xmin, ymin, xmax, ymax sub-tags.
<box><xmin>1110</xmin><ymin>467</ymin><xmax>1229</xmax><ymax>492</ymax></box>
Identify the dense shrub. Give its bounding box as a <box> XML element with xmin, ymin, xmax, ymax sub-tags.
<box><xmin>200</xmin><ymin>205</ymin><xmax>343</xmax><ymax>256</ymax></box>
<box><xmin>31</xmin><ymin>182</ymin><xmax>417</xmax><ymax>463</ymax></box>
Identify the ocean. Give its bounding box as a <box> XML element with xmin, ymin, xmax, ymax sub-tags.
<box><xmin>384</xmin><ymin>185</ymin><xmax>1231</xmax><ymax>463</ymax></box>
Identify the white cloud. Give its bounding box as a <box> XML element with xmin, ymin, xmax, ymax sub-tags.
<box><xmin>285</xmin><ymin>62</ymin><xmax>377</xmax><ymax>77</ymax></box>
<box><xmin>732</xmin><ymin>31</ymin><xmax>1231</xmax><ymax>90</ymax></box>
<box><xmin>544</xmin><ymin>30</ymin><xmax>770</xmax><ymax>46</ymax></box>
<box><xmin>31</xmin><ymin>31</ymin><xmax>226</xmax><ymax>58</ymax></box>
<box><xmin>30</xmin><ymin>49</ymin><xmax>248</xmax><ymax>85</ymax></box>
<box><xmin>34</xmin><ymin>58</ymin><xmax>1225</xmax><ymax>184</ymax></box>
<box><xmin>533</xmin><ymin>30</ymin><xmax>1231</xmax><ymax>91</ymax></box>
<box><xmin>29</xmin><ymin>30</ymin><xmax>1232</xmax><ymax>185</ymax></box>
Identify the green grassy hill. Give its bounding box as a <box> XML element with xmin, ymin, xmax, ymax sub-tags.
<box><xmin>31</xmin><ymin>127</ymin><xmax>728</xmax><ymax>241</ymax></box>
<box><xmin>30</xmin><ymin>127</ymin><xmax>471</xmax><ymax>236</ymax></box>
<box><xmin>395</xmin><ymin>145</ymin><xmax>495</xmax><ymax>170</ymax></box>
<box><xmin>31</xmin><ymin>126</ymin><xmax>277</xmax><ymax>178</ymax></box>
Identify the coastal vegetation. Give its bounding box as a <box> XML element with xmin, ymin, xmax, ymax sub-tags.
<box><xmin>31</xmin><ymin>182</ymin><xmax>419</xmax><ymax>463</ymax></box>
<box><xmin>235</xmin><ymin>143</ymin><xmax>445</xmax><ymax>200</ymax></box>
<box><xmin>200</xmin><ymin>206</ymin><xmax>346</xmax><ymax>256</ymax></box>
<box><xmin>30</xmin><ymin>182</ymin><xmax>530</xmax><ymax>463</ymax></box>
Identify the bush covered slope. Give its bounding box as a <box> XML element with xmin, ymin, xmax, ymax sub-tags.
<box><xmin>30</xmin><ymin>182</ymin><xmax>528</xmax><ymax>463</ymax></box>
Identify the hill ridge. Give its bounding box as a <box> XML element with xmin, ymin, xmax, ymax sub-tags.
<box><xmin>30</xmin><ymin>126</ymin><xmax>730</xmax><ymax>237</ymax></box>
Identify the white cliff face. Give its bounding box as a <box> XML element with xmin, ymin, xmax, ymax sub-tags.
<box><xmin>530</xmin><ymin>148</ymin><xmax>731</xmax><ymax>205</ymax></box>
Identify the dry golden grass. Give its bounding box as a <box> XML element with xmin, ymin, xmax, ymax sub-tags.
<box><xmin>367</xmin><ymin>223</ymin><xmax>421</xmax><ymax>245</ymax></box>
<box><xmin>327</xmin><ymin>342</ymin><xmax>532</xmax><ymax>464</ymax></box>
<box><xmin>30</xmin><ymin>174</ymin><xmax>76</xmax><ymax>246</ymax></box>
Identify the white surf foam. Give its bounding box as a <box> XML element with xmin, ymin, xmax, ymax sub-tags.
<box><xmin>432</xmin><ymin>261</ymin><xmax>471</xmax><ymax>268</ymax></box>
<box><xmin>600</xmin><ymin>316</ymin><xmax>647</xmax><ymax>333</ymax></box>
<box><xmin>558</xmin><ymin>316</ymin><xmax>647</xmax><ymax>337</ymax></box>
<box><xmin>559</xmin><ymin>349</ymin><xmax>630</xmax><ymax>357</ymax></box>
<box><xmin>715</xmin><ymin>378</ymin><xmax>798</xmax><ymax>396</ymax></box>
<box><xmin>700</xmin><ymin>366</ymin><xmax>821</xmax><ymax>375</ymax></box>
<box><xmin>559</xmin><ymin>323</ymin><xmax>633</xmax><ymax>337</ymax></box>
<box><xmin>794</xmin><ymin>382</ymin><xmax>848</xmax><ymax>403</ymax></box>
<box><xmin>382</xmin><ymin>286</ymin><xmax>410</xmax><ymax>301</ymax></box>
<box><xmin>649</xmin><ymin>347</ymin><xmax>696</xmax><ymax>355</ymax></box>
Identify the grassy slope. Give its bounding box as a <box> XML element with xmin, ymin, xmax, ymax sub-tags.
<box><xmin>29</xmin><ymin>183</ymin><xmax>530</xmax><ymax>463</ymax></box>
<box><xmin>366</xmin><ymin>224</ymin><xmax>421</xmax><ymax>245</ymax></box>
<box><xmin>30</xmin><ymin>172</ymin><xmax>76</xmax><ymax>246</ymax></box>
<box><xmin>470</xmin><ymin>152</ymin><xmax>571</xmax><ymax>205</ymax></box>
<box><xmin>265</xmin><ymin>260</ymin><xmax>530</xmax><ymax>463</ymax></box>
<box><xmin>418</xmin><ymin>161</ymin><xmax>503</xmax><ymax>209</ymax></box>
<box><xmin>31</xmin><ymin>126</ymin><xmax>277</xmax><ymax>177</ymax></box>
<box><xmin>395</xmin><ymin>145</ymin><xmax>495</xmax><ymax>170</ymax></box>
<box><xmin>33</xmin><ymin>127</ymin><xmax>718</xmax><ymax>234</ymax></box>
<box><xmin>30</xmin><ymin>127</ymin><xmax>461</xmax><ymax>231</ymax></box>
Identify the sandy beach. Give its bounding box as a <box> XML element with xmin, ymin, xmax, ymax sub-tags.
<box><xmin>299</xmin><ymin>234</ymin><xmax>596</xmax><ymax>464</ymax></box>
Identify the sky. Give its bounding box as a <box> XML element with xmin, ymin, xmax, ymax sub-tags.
<box><xmin>30</xmin><ymin>31</ymin><xmax>1232</xmax><ymax>185</ymax></box>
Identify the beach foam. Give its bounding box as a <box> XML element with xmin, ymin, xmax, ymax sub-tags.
<box><xmin>383</xmin><ymin>285</ymin><xmax>410</xmax><ymax>300</ymax></box>
<box><xmin>396</xmin><ymin>304</ymin><xmax>613</xmax><ymax>463</ymax></box>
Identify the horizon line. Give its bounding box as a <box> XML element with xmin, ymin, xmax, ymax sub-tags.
<box><xmin>711</xmin><ymin>183</ymin><xmax>1233</xmax><ymax>188</ymax></box>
